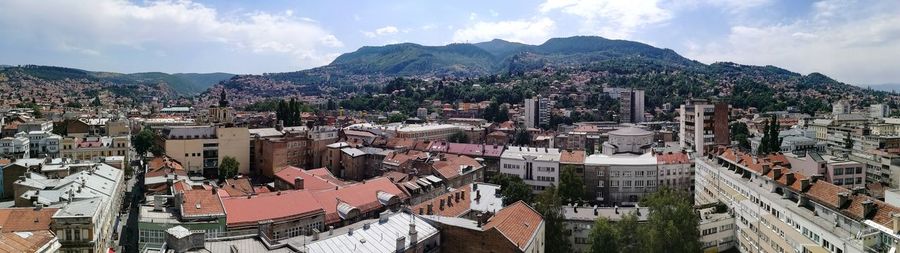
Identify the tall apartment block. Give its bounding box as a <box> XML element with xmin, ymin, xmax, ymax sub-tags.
<box><xmin>679</xmin><ymin>100</ymin><xmax>729</xmax><ymax>156</ymax></box>
<box><xmin>695</xmin><ymin>148</ymin><xmax>900</xmax><ymax>253</ymax></box>
<box><xmin>619</xmin><ymin>89</ymin><xmax>645</xmax><ymax>123</ymax></box>
<box><xmin>525</xmin><ymin>96</ymin><xmax>550</xmax><ymax>129</ymax></box>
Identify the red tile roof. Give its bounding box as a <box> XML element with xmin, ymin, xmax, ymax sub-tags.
<box><xmin>222</xmin><ymin>178</ymin><xmax>254</xmax><ymax>197</ymax></box>
<box><xmin>0</xmin><ymin>208</ymin><xmax>58</xmax><ymax>232</ymax></box>
<box><xmin>222</xmin><ymin>190</ymin><xmax>324</xmax><ymax>227</ymax></box>
<box><xmin>432</xmin><ymin>154</ymin><xmax>482</xmax><ymax>180</ymax></box>
<box><xmin>310</xmin><ymin>177</ymin><xmax>408</xmax><ymax>225</ymax></box>
<box><xmin>180</xmin><ymin>189</ymin><xmax>226</xmax><ymax>218</ymax></box>
<box><xmin>274</xmin><ymin>166</ymin><xmax>340</xmax><ymax>191</ymax></box>
<box><xmin>717</xmin><ymin>148</ymin><xmax>900</xmax><ymax>229</ymax></box>
<box><xmin>146</xmin><ymin>156</ymin><xmax>186</xmax><ymax>178</ymax></box>
<box><xmin>484</xmin><ymin>201</ymin><xmax>544</xmax><ymax>251</ymax></box>
<box><xmin>559</xmin><ymin>150</ymin><xmax>585</xmax><ymax>165</ymax></box>
<box><xmin>411</xmin><ymin>186</ymin><xmax>471</xmax><ymax>217</ymax></box>
<box><xmin>657</xmin><ymin>152</ymin><xmax>691</xmax><ymax>164</ymax></box>
<box><xmin>0</xmin><ymin>230</ymin><xmax>57</xmax><ymax>252</ymax></box>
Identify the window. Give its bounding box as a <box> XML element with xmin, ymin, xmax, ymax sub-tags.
<box><xmin>598</xmin><ymin>170</ymin><xmax>604</xmax><ymax>176</ymax></box>
<box><xmin>598</xmin><ymin>181</ymin><xmax>605</xmax><ymax>187</ymax></box>
<box><xmin>856</xmin><ymin>167</ymin><xmax>862</xmax><ymax>174</ymax></box>
<box><xmin>834</xmin><ymin>168</ymin><xmax>843</xmax><ymax>175</ymax></box>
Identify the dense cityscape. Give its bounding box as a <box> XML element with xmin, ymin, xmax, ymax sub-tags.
<box><xmin>3</xmin><ymin>1</ymin><xmax>900</xmax><ymax>253</ymax></box>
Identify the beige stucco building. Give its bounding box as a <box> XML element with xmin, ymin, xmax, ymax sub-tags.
<box><xmin>161</xmin><ymin>126</ymin><xmax>250</xmax><ymax>177</ymax></box>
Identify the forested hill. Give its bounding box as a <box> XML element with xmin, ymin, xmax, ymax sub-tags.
<box><xmin>0</xmin><ymin>65</ymin><xmax>233</xmax><ymax>96</ymax></box>
<box><xmin>206</xmin><ymin>36</ymin><xmax>894</xmax><ymax>115</ymax></box>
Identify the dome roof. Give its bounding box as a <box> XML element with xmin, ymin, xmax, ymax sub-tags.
<box><xmin>609</xmin><ymin>127</ymin><xmax>652</xmax><ymax>136</ymax></box>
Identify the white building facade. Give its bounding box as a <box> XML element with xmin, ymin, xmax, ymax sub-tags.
<box><xmin>500</xmin><ymin>146</ymin><xmax>561</xmax><ymax>192</ymax></box>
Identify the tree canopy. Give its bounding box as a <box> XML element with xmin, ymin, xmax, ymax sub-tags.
<box><xmin>219</xmin><ymin>156</ymin><xmax>240</xmax><ymax>179</ymax></box>
<box><xmin>587</xmin><ymin>187</ymin><xmax>699</xmax><ymax>253</ymax></box>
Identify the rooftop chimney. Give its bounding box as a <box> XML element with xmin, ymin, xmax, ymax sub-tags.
<box><xmin>396</xmin><ymin>236</ymin><xmax>407</xmax><ymax>252</ymax></box>
<box><xmin>838</xmin><ymin>192</ymin><xmax>850</xmax><ymax>208</ymax></box>
<box><xmin>862</xmin><ymin>200</ymin><xmax>877</xmax><ymax>219</ymax></box>
<box><xmin>892</xmin><ymin>213</ymin><xmax>900</xmax><ymax>234</ymax></box>
<box><xmin>785</xmin><ymin>172</ymin><xmax>796</xmax><ymax>186</ymax></box>
<box><xmin>409</xmin><ymin>222</ymin><xmax>418</xmax><ymax>244</ymax></box>
<box><xmin>773</xmin><ymin>168</ymin><xmax>783</xmax><ymax>180</ymax></box>
<box><xmin>762</xmin><ymin>164</ymin><xmax>771</xmax><ymax>175</ymax></box>
<box><xmin>440</xmin><ymin>199</ymin><xmax>445</xmax><ymax>210</ymax></box>
<box><xmin>800</xmin><ymin>178</ymin><xmax>811</xmax><ymax>192</ymax></box>
<box><xmin>294</xmin><ymin>177</ymin><xmax>304</xmax><ymax>190</ymax></box>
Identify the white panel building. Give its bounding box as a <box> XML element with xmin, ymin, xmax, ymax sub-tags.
<box><xmin>500</xmin><ymin>146</ymin><xmax>561</xmax><ymax>192</ymax></box>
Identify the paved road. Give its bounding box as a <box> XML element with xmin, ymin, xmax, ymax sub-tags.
<box><xmin>121</xmin><ymin>158</ymin><xmax>145</xmax><ymax>253</ymax></box>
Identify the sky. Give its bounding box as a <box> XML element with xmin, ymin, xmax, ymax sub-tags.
<box><xmin>1</xmin><ymin>0</ymin><xmax>900</xmax><ymax>85</ymax></box>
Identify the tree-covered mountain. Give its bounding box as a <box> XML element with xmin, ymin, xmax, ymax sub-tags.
<box><xmin>0</xmin><ymin>65</ymin><xmax>233</xmax><ymax>96</ymax></box>
<box><xmin>208</xmin><ymin>36</ymin><xmax>896</xmax><ymax>115</ymax></box>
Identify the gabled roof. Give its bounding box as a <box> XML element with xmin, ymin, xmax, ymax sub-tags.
<box><xmin>222</xmin><ymin>178</ymin><xmax>254</xmax><ymax>197</ymax></box>
<box><xmin>310</xmin><ymin>177</ymin><xmax>408</xmax><ymax>225</ymax></box>
<box><xmin>222</xmin><ymin>190</ymin><xmax>324</xmax><ymax>227</ymax></box>
<box><xmin>411</xmin><ymin>186</ymin><xmax>471</xmax><ymax>217</ymax></box>
<box><xmin>180</xmin><ymin>188</ymin><xmax>226</xmax><ymax>218</ymax></box>
<box><xmin>274</xmin><ymin>166</ymin><xmax>340</xmax><ymax>191</ymax></box>
<box><xmin>432</xmin><ymin>154</ymin><xmax>482</xmax><ymax>180</ymax></box>
<box><xmin>0</xmin><ymin>208</ymin><xmax>59</xmax><ymax>232</ymax></box>
<box><xmin>484</xmin><ymin>201</ymin><xmax>544</xmax><ymax>251</ymax></box>
<box><xmin>560</xmin><ymin>150</ymin><xmax>585</xmax><ymax>165</ymax></box>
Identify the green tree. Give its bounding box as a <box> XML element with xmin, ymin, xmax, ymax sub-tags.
<box><xmin>558</xmin><ymin>166</ymin><xmax>584</xmax><ymax>202</ymax></box>
<box><xmin>219</xmin><ymin>156</ymin><xmax>240</xmax><ymax>179</ymax></box>
<box><xmin>491</xmin><ymin>174</ymin><xmax>534</xmax><ymax>205</ymax></box>
<box><xmin>639</xmin><ymin>187</ymin><xmax>701</xmax><ymax>253</ymax></box>
<box><xmin>514</xmin><ymin>128</ymin><xmax>531</xmax><ymax>146</ymax></box>
<box><xmin>448</xmin><ymin>131</ymin><xmax>469</xmax><ymax>143</ymax></box>
<box><xmin>496</xmin><ymin>105</ymin><xmax>510</xmax><ymax>122</ymax></box>
<box><xmin>132</xmin><ymin>128</ymin><xmax>158</xmax><ymax>157</ymax></box>
<box><xmin>91</xmin><ymin>97</ymin><xmax>102</xmax><ymax>107</ymax></box>
<box><xmin>730</xmin><ymin>122</ymin><xmax>751</xmax><ymax>150</ymax></box>
<box><xmin>534</xmin><ymin>185</ymin><xmax>573</xmax><ymax>252</ymax></box>
<box><xmin>589</xmin><ymin>217</ymin><xmax>620</xmax><ymax>252</ymax></box>
<box><xmin>482</xmin><ymin>100</ymin><xmax>500</xmax><ymax>122</ymax></box>
<box><xmin>387</xmin><ymin>113</ymin><xmax>408</xmax><ymax>123</ymax></box>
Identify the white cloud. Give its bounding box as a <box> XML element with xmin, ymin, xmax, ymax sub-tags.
<box><xmin>469</xmin><ymin>12</ymin><xmax>478</xmax><ymax>21</ymax></box>
<box><xmin>683</xmin><ymin>1</ymin><xmax>900</xmax><ymax>84</ymax></box>
<box><xmin>453</xmin><ymin>18</ymin><xmax>555</xmax><ymax>44</ymax></box>
<box><xmin>0</xmin><ymin>0</ymin><xmax>342</xmax><ymax>68</ymax></box>
<box><xmin>539</xmin><ymin>0</ymin><xmax>671</xmax><ymax>39</ymax></box>
<box><xmin>363</xmin><ymin>26</ymin><xmax>400</xmax><ymax>38</ymax></box>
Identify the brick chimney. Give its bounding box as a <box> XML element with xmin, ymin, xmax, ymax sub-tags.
<box><xmin>762</xmin><ymin>164</ymin><xmax>771</xmax><ymax>175</ymax></box>
<box><xmin>838</xmin><ymin>192</ymin><xmax>850</xmax><ymax>208</ymax></box>
<box><xmin>294</xmin><ymin>177</ymin><xmax>304</xmax><ymax>190</ymax></box>
<box><xmin>773</xmin><ymin>168</ymin><xmax>782</xmax><ymax>180</ymax></box>
<box><xmin>785</xmin><ymin>173</ymin><xmax>796</xmax><ymax>186</ymax></box>
<box><xmin>862</xmin><ymin>200</ymin><xmax>876</xmax><ymax>219</ymax></box>
<box><xmin>800</xmin><ymin>178</ymin><xmax>811</xmax><ymax>192</ymax></box>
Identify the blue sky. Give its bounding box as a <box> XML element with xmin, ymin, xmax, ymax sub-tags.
<box><xmin>1</xmin><ymin>0</ymin><xmax>899</xmax><ymax>85</ymax></box>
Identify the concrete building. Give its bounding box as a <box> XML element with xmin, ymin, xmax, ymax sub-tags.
<box><xmin>18</xmin><ymin>131</ymin><xmax>61</xmax><ymax>158</ymax></box>
<box><xmin>618</xmin><ymin>89</ymin><xmax>645</xmax><ymax>123</ymax></box>
<box><xmin>785</xmin><ymin>152</ymin><xmax>866</xmax><ymax>189</ymax></box>
<box><xmin>679</xmin><ymin>100</ymin><xmax>729</xmax><ymax>156</ymax></box>
<box><xmin>13</xmin><ymin>162</ymin><xmax>124</xmax><ymax>253</ymax></box>
<box><xmin>138</xmin><ymin>188</ymin><xmax>227</xmax><ymax>249</ymax></box>
<box><xmin>160</xmin><ymin>125</ymin><xmax>250</xmax><ymax>177</ymax></box>
<box><xmin>584</xmin><ymin>152</ymin><xmax>658</xmax><ymax>205</ymax></box>
<box><xmin>657</xmin><ymin>151</ymin><xmax>694</xmax><ymax>193</ymax></box>
<box><xmin>833</xmin><ymin>100</ymin><xmax>851</xmax><ymax>115</ymax></box>
<box><xmin>500</xmin><ymin>146</ymin><xmax>561</xmax><ymax>192</ymax></box>
<box><xmin>871</xmin><ymin>104</ymin><xmax>891</xmax><ymax>119</ymax></box>
<box><xmin>249</xmin><ymin>126</ymin><xmax>309</xmax><ymax>178</ymax></box>
<box><xmin>425</xmin><ymin>201</ymin><xmax>545</xmax><ymax>253</ymax></box>
<box><xmin>697</xmin><ymin>207</ymin><xmax>736</xmax><ymax>253</ymax></box>
<box><xmin>524</xmin><ymin>96</ymin><xmax>551</xmax><ymax>129</ymax></box>
<box><xmin>695</xmin><ymin>148</ymin><xmax>900</xmax><ymax>253</ymax></box>
<box><xmin>0</xmin><ymin>135</ymin><xmax>29</xmax><ymax>158</ymax></box>
<box><xmin>562</xmin><ymin>205</ymin><xmax>648</xmax><ymax>252</ymax></box>
<box><xmin>390</xmin><ymin>124</ymin><xmax>462</xmax><ymax>141</ymax></box>
<box><xmin>602</xmin><ymin>127</ymin><xmax>653</xmax><ymax>155</ymax></box>
<box><xmin>60</xmin><ymin>135</ymin><xmax>130</xmax><ymax>163</ymax></box>
<box><xmin>307</xmin><ymin>126</ymin><xmax>340</xmax><ymax>168</ymax></box>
